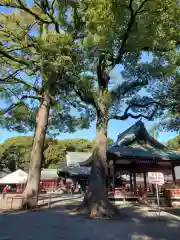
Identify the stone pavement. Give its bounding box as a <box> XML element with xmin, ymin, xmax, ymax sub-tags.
<box><xmin>0</xmin><ymin>198</ymin><xmax>180</xmax><ymax>240</ymax></box>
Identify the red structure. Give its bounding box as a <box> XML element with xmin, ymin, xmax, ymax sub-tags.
<box><xmin>17</xmin><ymin>169</ymin><xmax>59</xmax><ymax>193</ymax></box>
<box><xmin>40</xmin><ymin>179</ymin><xmax>59</xmax><ymax>190</ymax></box>
<box><xmin>40</xmin><ymin>169</ymin><xmax>59</xmax><ymax>191</ymax></box>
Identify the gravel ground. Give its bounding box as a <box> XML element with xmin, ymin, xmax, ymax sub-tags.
<box><xmin>0</xmin><ymin>196</ymin><xmax>180</xmax><ymax>240</ymax></box>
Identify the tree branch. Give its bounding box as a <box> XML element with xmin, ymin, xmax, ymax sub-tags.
<box><xmin>1</xmin><ymin>77</ymin><xmax>39</xmax><ymax>93</ymax></box>
<box><xmin>0</xmin><ymin>69</ymin><xmax>24</xmax><ymax>82</ymax></box>
<box><xmin>6</xmin><ymin>44</ymin><xmax>35</xmax><ymax>53</ymax></box>
<box><xmin>110</xmin><ymin>100</ymin><xmax>166</xmax><ymax>121</ymax></box>
<box><xmin>0</xmin><ymin>49</ymin><xmax>34</xmax><ymax>66</ymax></box>
<box><xmin>2</xmin><ymin>95</ymin><xmax>42</xmax><ymax>115</ymax></box>
<box><xmin>142</xmin><ymin>39</ymin><xmax>180</xmax><ymax>52</ymax></box>
<box><xmin>22</xmin><ymin>95</ymin><xmax>42</xmax><ymax>101</ymax></box>
<box><xmin>110</xmin><ymin>79</ymin><xmax>148</xmax><ymax>101</ymax></box>
<box><xmin>115</xmin><ymin>0</ymin><xmax>149</xmax><ymax>65</ymax></box>
<box><xmin>0</xmin><ymin>69</ymin><xmax>39</xmax><ymax>93</ymax></box>
<box><xmin>0</xmin><ymin>0</ymin><xmax>52</xmax><ymax>24</ymax></box>
<box><xmin>74</xmin><ymin>87</ymin><xmax>96</xmax><ymax>108</ymax></box>
<box><xmin>33</xmin><ymin>0</ymin><xmax>60</xmax><ymax>33</ymax></box>
<box><xmin>2</xmin><ymin>101</ymin><xmax>22</xmax><ymax>115</ymax></box>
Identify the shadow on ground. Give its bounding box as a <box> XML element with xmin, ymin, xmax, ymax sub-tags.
<box><xmin>164</xmin><ymin>208</ymin><xmax>180</xmax><ymax>218</ymax></box>
<box><xmin>0</xmin><ymin>198</ymin><xmax>180</xmax><ymax>240</ymax></box>
<box><xmin>0</xmin><ymin>194</ymin><xmax>82</xmax><ymax>213</ymax></box>
<box><xmin>38</xmin><ymin>195</ymin><xmax>83</xmax><ymax>208</ymax></box>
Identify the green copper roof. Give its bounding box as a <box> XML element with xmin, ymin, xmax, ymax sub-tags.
<box><xmin>108</xmin><ymin>120</ymin><xmax>180</xmax><ymax>161</ymax></box>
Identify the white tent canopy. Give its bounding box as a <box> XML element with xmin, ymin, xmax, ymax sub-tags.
<box><xmin>0</xmin><ymin>169</ymin><xmax>28</xmax><ymax>184</ymax></box>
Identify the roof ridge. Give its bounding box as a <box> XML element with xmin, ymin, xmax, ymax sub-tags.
<box><xmin>115</xmin><ymin>120</ymin><xmax>144</xmax><ymax>146</ymax></box>
<box><xmin>113</xmin><ymin>120</ymin><xmax>166</xmax><ymax>150</ymax></box>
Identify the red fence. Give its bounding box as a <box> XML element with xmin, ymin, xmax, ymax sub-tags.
<box><xmin>166</xmin><ymin>189</ymin><xmax>180</xmax><ymax>197</ymax></box>
<box><xmin>16</xmin><ymin>179</ymin><xmax>59</xmax><ymax>192</ymax></box>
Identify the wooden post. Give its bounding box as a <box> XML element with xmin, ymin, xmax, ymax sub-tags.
<box><xmin>11</xmin><ymin>198</ymin><xmax>13</xmax><ymax>209</ymax></box>
<box><xmin>48</xmin><ymin>195</ymin><xmax>52</xmax><ymax>208</ymax></box>
<box><xmin>172</xmin><ymin>166</ymin><xmax>176</xmax><ymax>184</ymax></box>
<box><xmin>130</xmin><ymin>173</ymin><xmax>133</xmax><ymax>192</ymax></box>
<box><xmin>107</xmin><ymin>166</ymin><xmax>111</xmax><ymax>191</ymax></box>
<box><xmin>143</xmin><ymin>173</ymin><xmax>147</xmax><ymax>190</ymax></box>
<box><xmin>152</xmin><ymin>184</ymin><xmax>155</xmax><ymax>194</ymax></box>
<box><xmin>113</xmin><ymin>162</ymin><xmax>116</xmax><ymax>191</ymax></box>
<box><xmin>133</xmin><ymin>172</ymin><xmax>137</xmax><ymax>193</ymax></box>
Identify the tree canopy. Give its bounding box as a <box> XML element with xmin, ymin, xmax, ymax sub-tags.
<box><xmin>70</xmin><ymin>0</ymin><xmax>180</xmax><ymax>128</ymax></box>
<box><xmin>156</xmin><ymin>75</ymin><xmax>180</xmax><ymax>133</ymax></box>
<box><xmin>1</xmin><ymin>0</ymin><xmax>179</xmax><ymax>143</ymax></box>
<box><xmin>0</xmin><ymin>0</ymin><xmax>92</xmax><ymax>135</ymax></box>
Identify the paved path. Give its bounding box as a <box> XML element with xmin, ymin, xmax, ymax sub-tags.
<box><xmin>0</xmin><ymin>198</ymin><xmax>180</xmax><ymax>240</ymax></box>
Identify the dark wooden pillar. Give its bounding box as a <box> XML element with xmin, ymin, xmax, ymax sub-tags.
<box><xmin>143</xmin><ymin>173</ymin><xmax>147</xmax><ymax>190</ymax></box>
<box><xmin>130</xmin><ymin>173</ymin><xmax>133</xmax><ymax>191</ymax></box>
<box><xmin>106</xmin><ymin>167</ymin><xmax>109</xmax><ymax>189</ymax></box>
<box><xmin>172</xmin><ymin>165</ymin><xmax>176</xmax><ymax>184</ymax></box>
<box><xmin>112</xmin><ymin>162</ymin><xmax>116</xmax><ymax>190</ymax></box>
<box><xmin>133</xmin><ymin>172</ymin><xmax>137</xmax><ymax>193</ymax></box>
<box><xmin>152</xmin><ymin>184</ymin><xmax>155</xmax><ymax>194</ymax></box>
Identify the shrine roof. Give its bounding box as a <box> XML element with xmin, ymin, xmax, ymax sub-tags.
<box><xmin>107</xmin><ymin>120</ymin><xmax>180</xmax><ymax>161</ymax></box>
<box><xmin>66</xmin><ymin>151</ymin><xmax>92</xmax><ymax>167</ymax></box>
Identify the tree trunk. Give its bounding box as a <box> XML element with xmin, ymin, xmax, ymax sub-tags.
<box><xmin>78</xmin><ymin>114</ymin><xmax>114</xmax><ymax>218</ymax></box>
<box><xmin>21</xmin><ymin>91</ymin><xmax>50</xmax><ymax>209</ymax></box>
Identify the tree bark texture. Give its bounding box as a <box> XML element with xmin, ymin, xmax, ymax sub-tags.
<box><xmin>79</xmin><ymin>112</ymin><xmax>114</xmax><ymax>218</ymax></box>
<box><xmin>22</xmin><ymin>91</ymin><xmax>50</xmax><ymax>209</ymax></box>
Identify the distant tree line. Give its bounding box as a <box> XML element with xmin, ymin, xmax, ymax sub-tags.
<box><xmin>0</xmin><ymin>136</ymin><xmax>113</xmax><ymax>172</ymax></box>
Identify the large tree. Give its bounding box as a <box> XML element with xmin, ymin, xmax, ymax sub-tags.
<box><xmin>0</xmin><ymin>0</ymin><xmax>92</xmax><ymax>208</ymax></box>
<box><xmin>71</xmin><ymin>0</ymin><xmax>180</xmax><ymax>217</ymax></box>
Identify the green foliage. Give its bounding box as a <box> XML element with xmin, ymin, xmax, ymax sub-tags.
<box><xmin>166</xmin><ymin>136</ymin><xmax>180</xmax><ymax>151</ymax></box>
<box><xmin>0</xmin><ymin>142</ymin><xmax>30</xmax><ymax>171</ymax></box>
<box><xmin>71</xmin><ymin>0</ymin><xmax>180</xmax><ymax>125</ymax></box>
<box><xmin>107</xmin><ymin>138</ymin><xmax>113</xmax><ymax>146</ymax></box>
<box><xmin>157</xmin><ymin>73</ymin><xmax>180</xmax><ymax>133</ymax></box>
<box><xmin>2</xmin><ymin>136</ymin><xmax>33</xmax><ymax>147</ymax></box>
<box><xmin>57</xmin><ymin>139</ymin><xmax>92</xmax><ymax>152</ymax></box>
<box><xmin>0</xmin><ymin>0</ymin><xmax>92</xmax><ymax>135</ymax></box>
<box><xmin>43</xmin><ymin>144</ymin><xmax>66</xmax><ymax>169</ymax></box>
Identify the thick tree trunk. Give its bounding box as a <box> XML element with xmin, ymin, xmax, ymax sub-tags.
<box><xmin>21</xmin><ymin>91</ymin><xmax>50</xmax><ymax>209</ymax></box>
<box><xmin>78</xmin><ymin>115</ymin><xmax>114</xmax><ymax>218</ymax></box>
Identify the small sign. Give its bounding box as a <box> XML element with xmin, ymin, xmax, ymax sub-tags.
<box><xmin>148</xmin><ymin>172</ymin><xmax>164</xmax><ymax>185</ymax></box>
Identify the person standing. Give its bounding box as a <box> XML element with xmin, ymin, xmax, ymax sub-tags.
<box><xmin>2</xmin><ymin>185</ymin><xmax>8</xmax><ymax>199</ymax></box>
<box><xmin>78</xmin><ymin>183</ymin><xmax>82</xmax><ymax>194</ymax></box>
